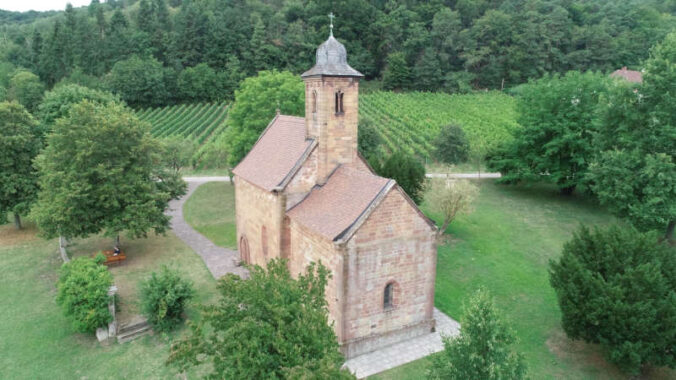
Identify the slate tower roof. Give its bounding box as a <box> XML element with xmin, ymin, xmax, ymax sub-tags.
<box><xmin>301</xmin><ymin>35</ymin><xmax>364</xmax><ymax>78</ymax></box>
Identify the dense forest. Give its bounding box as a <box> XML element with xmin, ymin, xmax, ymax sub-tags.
<box><xmin>0</xmin><ymin>0</ymin><xmax>674</xmax><ymax>107</ymax></box>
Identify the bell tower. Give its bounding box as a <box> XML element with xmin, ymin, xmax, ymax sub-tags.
<box><xmin>302</xmin><ymin>14</ymin><xmax>364</xmax><ymax>184</ymax></box>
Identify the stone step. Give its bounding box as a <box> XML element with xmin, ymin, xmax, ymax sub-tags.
<box><xmin>118</xmin><ymin>316</ymin><xmax>148</xmax><ymax>335</ymax></box>
<box><xmin>117</xmin><ymin>323</ymin><xmax>151</xmax><ymax>344</ymax></box>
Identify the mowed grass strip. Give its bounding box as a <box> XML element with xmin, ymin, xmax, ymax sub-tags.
<box><xmin>0</xmin><ymin>220</ymin><xmax>217</xmax><ymax>379</ymax></box>
<box><xmin>183</xmin><ymin>181</ymin><xmax>237</xmax><ymax>250</ymax></box>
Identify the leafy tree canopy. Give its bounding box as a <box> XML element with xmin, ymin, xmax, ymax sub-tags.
<box><xmin>139</xmin><ymin>266</ymin><xmax>194</xmax><ymax>332</ymax></box>
<box><xmin>106</xmin><ymin>55</ymin><xmax>168</xmax><ymax>108</ymax></box>
<box><xmin>428</xmin><ymin>289</ymin><xmax>527</xmax><ymax>380</ymax></box>
<box><xmin>32</xmin><ymin>100</ymin><xmax>186</xmax><ymax>242</ymax></box>
<box><xmin>373</xmin><ymin>151</ymin><xmax>426</xmax><ymax>204</ymax></box>
<box><xmin>38</xmin><ymin>83</ymin><xmax>119</xmax><ymax>128</ymax></box>
<box><xmin>589</xmin><ymin>32</ymin><xmax>676</xmax><ymax>240</ymax></box>
<box><xmin>167</xmin><ymin>259</ymin><xmax>354</xmax><ymax>379</ymax></box>
<box><xmin>549</xmin><ymin>225</ymin><xmax>676</xmax><ymax>374</ymax></box>
<box><xmin>7</xmin><ymin>69</ymin><xmax>45</xmax><ymax>113</ymax></box>
<box><xmin>0</xmin><ymin>101</ymin><xmax>41</xmax><ymax>228</ymax></box>
<box><xmin>357</xmin><ymin>115</ymin><xmax>383</xmax><ymax>160</ymax></box>
<box><xmin>224</xmin><ymin>70</ymin><xmax>304</xmax><ymax>166</ymax></box>
<box><xmin>487</xmin><ymin>71</ymin><xmax>609</xmax><ymax>195</ymax></box>
<box><xmin>433</xmin><ymin>124</ymin><xmax>469</xmax><ymax>165</ymax></box>
<box><xmin>383</xmin><ymin>52</ymin><xmax>411</xmax><ymax>91</ymax></box>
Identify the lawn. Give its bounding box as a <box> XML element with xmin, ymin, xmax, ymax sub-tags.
<box><xmin>183</xmin><ymin>181</ymin><xmax>237</xmax><ymax>249</ymax></box>
<box><xmin>373</xmin><ymin>181</ymin><xmax>675</xmax><ymax>379</ymax></box>
<box><xmin>0</xmin><ymin>220</ymin><xmax>217</xmax><ymax>379</ymax></box>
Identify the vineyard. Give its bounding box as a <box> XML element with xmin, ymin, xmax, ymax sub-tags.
<box><xmin>360</xmin><ymin>91</ymin><xmax>520</xmax><ymax>159</ymax></box>
<box><xmin>135</xmin><ymin>102</ymin><xmax>229</xmax><ymax>144</ymax></box>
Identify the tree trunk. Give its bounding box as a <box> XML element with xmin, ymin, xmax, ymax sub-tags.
<box><xmin>114</xmin><ymin>234</ymin><xmax>120</xmax><ymax>247</ymax></box>
<box><xmin>665</xmin><ymin>221</ymin><xmax>675</xmax><ymax>245</ymax></box>
<box><xmin>436</xmin><ymin>218</ymin><xmax>451</xmax><ymax>239</ymax></box>
<box><xmin>13</xmin><ymin>213</ymin><xmax>22</xmax><ymax>230</ymax></box>
<box><xmin>560</xmin><ymin>185</ymin><xmax>576</xmax><ymax>196</ymax></box>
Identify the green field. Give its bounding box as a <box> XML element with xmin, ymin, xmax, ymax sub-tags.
<box><xmin>360</xmin><ymin>91</ymin><xmax>520</xmax><ymax>158</ymax></box>
<box><xmin>0</xmin><ymin>221</ymin><xmax>218</xmax><ymax>379</ymax></box>
<box><xmin>183</xmin><ymin>182</ymin><xmax>237</xmax><ymax>249</ymax></box>
<box><xmin>136</xmin><ymin>102</ymin><xmax>229</xmax><ymax>144</ymax></box>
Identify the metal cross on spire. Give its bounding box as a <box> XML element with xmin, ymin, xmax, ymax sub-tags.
<box><xmin>329</xmin><ymin>12</ymin><xmax>335</xmax><ymax>37</ymax></box>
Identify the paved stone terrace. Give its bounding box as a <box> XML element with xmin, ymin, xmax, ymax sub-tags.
<box><xmin>344</xmin><ymin>308</ymin><xmax>461</xmax><ymax>379</ymax></box>
<box><xmin>171</xmin><ymin>178</ymin><xmax>461</xmax><ymax>377</ymax></box>
<box><xmin>167</xmin><ymin>179</ymin><xmax>248</xmax><ymax>279</ymax></box>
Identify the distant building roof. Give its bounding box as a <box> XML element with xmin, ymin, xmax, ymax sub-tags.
<box><xmin>232</xmin><ymin>115</ymin><xmax>314</xmax><ymax>191</ymax></box>
<box><xmin>301</xmin><ymin>35</ymin><xmax>364</xmax><ymax>78</ymax></box>
<box><xmin>610</xmin><ymin>67</ymin><xmax>643</xmax><ymax>83</ymax></box>
<box><xmin>287</xmin><ymin>165</ymin><xmax>392</xmax><ymax>240</ymax></box>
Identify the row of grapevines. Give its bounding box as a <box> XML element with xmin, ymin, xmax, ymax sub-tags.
<box><xmin>135</xmin><ymin>102</ymin><xmax>230</xmax><ymax>144</ymax></box>
<box><xmin>359</xmin><ymin>91</ymin><xmax>520</xmax><ymax>158</ymax></box>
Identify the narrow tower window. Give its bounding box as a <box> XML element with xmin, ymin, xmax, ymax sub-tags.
<box><xmin>261</xmin><ymin>226</ymin><xmax>268</xmax><ymax>257</ymax></box>
<box><xmin>312</xmin><ymin>90</ymin><xmax>317</xmax><ymax>113</ymax></box>
<box><xmin>335</xmin><ymin>90</ymin><xmax>344</xmax><ymax>114</ymax></box>
<box><xmin>384</xmin><ymin>282</ymin><xmax>394</xmax><ymax>309</ymax></box>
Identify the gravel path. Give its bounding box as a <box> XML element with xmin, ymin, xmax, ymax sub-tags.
<box><xmin>166</xmin><ymin>180</ymin><xmax>248</xmax><ymax>279</ymax></box>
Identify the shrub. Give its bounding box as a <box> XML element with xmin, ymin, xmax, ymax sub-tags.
<box><xmin>139</xmin><ymin>266</ymin><xmax>194</xmax><ymax>332</ymax></box>
<box><xmin>425</xmin><ymin>179</ymin><xmax>479</xmax><ymax>237</ymax></box>
<box><xmin>549</xmin><ymin>225</ymin><xmax>676</xmax><ymax>374</ymax></box>
<box><xmin>428</xmin><ymin>289</ymin><xmax>527</xmax><ymax>380</ymax></box>
<box><xmin>433</xmin><ymin>124</ymin><xmax>470</xmax><ymax>165</ymax></box>
<box><xmin>56</xmin><ymin>256</ymin><xmax>113</xmax><ymax>333</ymax></box>
<box><xmin>373</xmin><ymin>152</ymin><xmax>426</xmax><ymax>204</ymax></box>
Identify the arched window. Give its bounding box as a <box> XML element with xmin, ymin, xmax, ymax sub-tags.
<box><xmin>261</xmin><ymin>226</ymin><xmax>268</xmax><ymax>257</ymax></box>
<box><xmin>239</xmin><ymin>235</ymin><xmax>250</xmax><ymax>263</ymax></box>
<box><xmin>312</xmin><ymin>91</ymin><xmax>317</xmax><ymax>114</ymax></box>
<box><xmin>384</xmin><ymin>282</ymin><xmax>395</xmax><ymax>309</ymax></box>
<box><xmin>335</xmin><ymin>90</ymin><xmax>344</xmax><ymax>114</ymax></box>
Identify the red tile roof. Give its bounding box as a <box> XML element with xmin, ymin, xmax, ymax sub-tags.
<box><xmin>287</xmin><ymin>165</ymin><xmax>392</xmax><ymax>240</ymax></box>
<box><xmin>232</xmin><ymin>115</ymin><xmax>313</xmax><ymax>191</ymax></box>
<box><xmin>610</xmin><ymin>67</ymin><xmax>643</xmax><ymax>83</ymax></box>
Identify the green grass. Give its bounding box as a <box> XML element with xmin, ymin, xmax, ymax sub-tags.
<box><xmin>0</xmin><ymin>221</ymin><xmax>217</xmax><ymax>379</ymax></box>
<box><xmin>183</xmin><ymin>182</ymin><xmax>237</xmax><ymax>249</ymax></box>
<box><xmin>372</xmin><ymin>181</ymin><xmax>675</xmax><ymax>379</ymax></box>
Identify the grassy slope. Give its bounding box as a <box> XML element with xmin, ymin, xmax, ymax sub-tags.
<box><xmin>0</xmin><ymin>222</ymin><xmax>217</xmax><ymax>379</ymax></box>
<box><xmin>183</xmin><ymin>182</ymin><xmax>237</xmax><ymax>249</ymax></box>
<box><xmin>374</xmin><ymin>182</ymin><xmax>674</xmax><ymax>379</ymax></box>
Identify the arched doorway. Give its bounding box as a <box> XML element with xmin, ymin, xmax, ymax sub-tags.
<box><xmin>239</xmin><ymin>235</ymin><xmax>250</xmax><ymax>264</ymax></box>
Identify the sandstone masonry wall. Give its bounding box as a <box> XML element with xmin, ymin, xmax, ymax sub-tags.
<box><xmin>343</xmin><ymin>187</ymin><xmax>437</xmax><ymax>352</ymax></box>
<box><xmin>234</xmin><ymin>176</ymin><xmax>285</xmax><ymax>266</ymax></box>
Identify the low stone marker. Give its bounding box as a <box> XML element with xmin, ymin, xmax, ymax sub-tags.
<box><xmin>96</xmin><ymin>285</ymin><xmax>118</xmax><ymax>345</ymax></box>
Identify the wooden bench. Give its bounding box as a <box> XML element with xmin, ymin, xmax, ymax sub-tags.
<box><xmin>94</xmin><ymin>250</ymin><xmax>127</xmax><ymax>265</ymax></box>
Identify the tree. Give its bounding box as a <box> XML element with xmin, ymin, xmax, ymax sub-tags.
<box><xmin>139</xmin><ymin>266</ymin><xmax>194</xmax><ymax>332</ymax></box>
<box><xmin>7</xmin><ymin>70</ymin><xmax>45</xmax><ymax>113</ymax></box>
<box><xmin>0</xmin><ymin>102</ymin><xmax>41</xmax><ymax>229</ymax></box>
<box><xmin>167</xmin><ymin>259</ymin><xmax>354</xmax><ymax>379</ymax></box>
<box><xmin>224</xmin><ymin>70</ymin><xmax>304</xmax><ymax>166</ymax></box>
<box><xmin>428</xmin><ymin>289</ymin><xmax>527</xmax><ymax>380</ymax></box>
<box><xmin>487</xmin><ymin>71</ymin><xmax>609</xmax><ymax>195</ymax></box>
<box><xmin>56</xmin><ymin>255</ymin><xmax>114</xmax><ymax>333</ymax></box>
<box><xmin>357</xmin><ymin>115</ymin><xmax>382</xmax><ymax>160</ymax></box>
<box><xmin>106</xmin><ymin>55</ymin><xmax>168</xmax><ymax>108</ymax></box>
<box><xmin>549</xmin><ymin>225</ymin><xmax>676</xmax><ymax>374</ymax></box>
<box><xmin>588</xmin><ymin>32</ymin><xmax>676</xmax><ymax>241</ymax></box>
<box><xmin>433</xmin><ymin>124</ymin><xmax>470</xmax><ymax>165</ymax></box>
<box><xmin>382</xmin><ymin>52</ymin><xmax>411</xmax><ymax>91</ymax></box>
<box><xmin>32</xmin><ymin>101</ymin><xmax>186</xmax><ymax>246</ymax></box>
<box><xmin>373</xmin><ymin>152</ymin><xmax>426</xmax><ymax>204</ymax></box>
<box><xmin>177</xmin><ymin>63</ymin><xmax>226</xmax><ymax>102</ymax></box>
<box><xmin>38</xmin><ymin>84</ymin><xmax>119</xmax><ymax>129</ymax></box>
<box><xmin>161</xmin><ymin>135</ymin><xmax>197</xmax><ymax>172</ymax></box>
<box><xmin>426</xmin><ymin>179</ymin><xmax>478</xmax><ymax>238</ymax></box>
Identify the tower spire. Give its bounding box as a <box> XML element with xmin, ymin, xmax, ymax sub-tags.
<box><xmin>328</xmin><ymin>12</ymin><xmax>334</xmax><ymax>37</ymax></box>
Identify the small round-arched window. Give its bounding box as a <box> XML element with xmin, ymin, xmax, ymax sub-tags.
<box><xmin>384</xmin><ymin>281</ymin><xmax>397</xmax><ymax>309</ymax></box>
<box><xmin>239</xmin><ymin>235</ymin><xmax>250</xmax><ymax>263</ymax></box>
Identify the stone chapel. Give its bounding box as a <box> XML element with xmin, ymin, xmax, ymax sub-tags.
<box><xmin>232</xmin><ymin>29</ymin><xmax>438</xmax><ymax>358</ymax></box>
